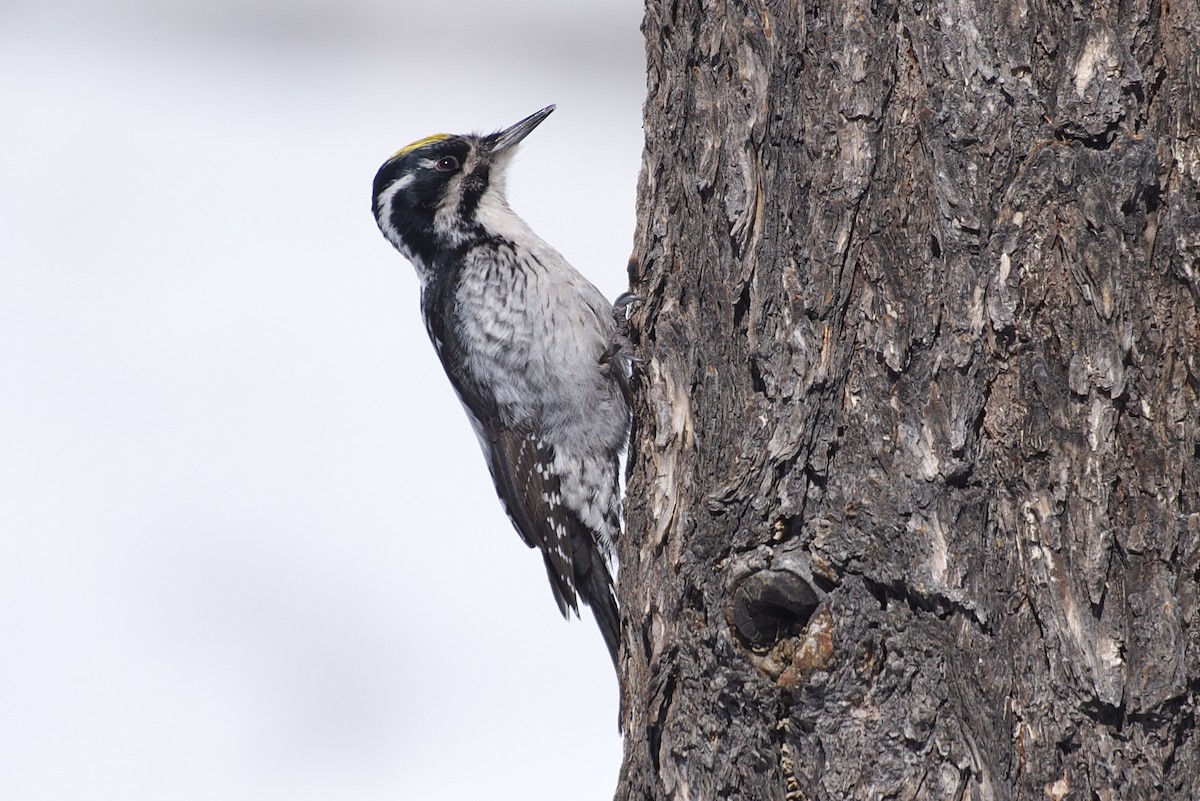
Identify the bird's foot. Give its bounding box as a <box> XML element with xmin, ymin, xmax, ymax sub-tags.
<box><xmin>600</xmin><ymin>293</ymin><xmax>644</xmax><ymax>368</ymax></box>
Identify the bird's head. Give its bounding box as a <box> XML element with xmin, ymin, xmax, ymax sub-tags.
<box><xmin>371</xmin><ymin>105</ymin><xmax>555</xmax><ymax>277</ymax></box>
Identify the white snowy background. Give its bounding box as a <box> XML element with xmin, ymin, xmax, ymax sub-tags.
<box><xmin>0</xmin><ymin>2</ymin><xmax>644</xmax><ymax>799</ymax></box>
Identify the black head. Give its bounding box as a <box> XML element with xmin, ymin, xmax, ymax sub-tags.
<box><xmin>371</xmin><ymin>105</ymin><xmax>555</xmax><ymax>277</ymax></box>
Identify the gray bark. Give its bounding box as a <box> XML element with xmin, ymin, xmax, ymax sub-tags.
<box><xmin>616</xmin><ymin>1</ymin><xmax>1200</xmax><ymax>799</ymax></box>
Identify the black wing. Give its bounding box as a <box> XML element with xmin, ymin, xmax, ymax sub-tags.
<box><xmin>482</xmin><ymin>422</ymin><xmax>620</xmax><ymax>666</ymax></box>
<box><xmin>486</xmin><ymin>424</ymin><xmax>577</xmax><ymax>614</ymax></box>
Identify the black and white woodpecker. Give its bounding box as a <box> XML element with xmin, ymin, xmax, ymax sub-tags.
<box><xmin>371</xmin><ymin>106</ymin><xmax>630</xmax><ymax>667</ymax></box>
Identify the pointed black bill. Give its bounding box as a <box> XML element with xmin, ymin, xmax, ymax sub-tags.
<box><xmin>487</xmin><ymin>105</ymin><xmax>555</xmax><ymax>154</ymax></box>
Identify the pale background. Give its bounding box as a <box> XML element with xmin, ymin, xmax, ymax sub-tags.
<box><xmin>0</xmin><ymin>1</ymin><xmax>645</xmax><ymax>799</ymax></box>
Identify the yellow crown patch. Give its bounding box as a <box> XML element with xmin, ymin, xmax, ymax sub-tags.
<box><xmin>390</xmin><ymin>133</ymin><xmax>451</xmax><ymax>161</ymax></box>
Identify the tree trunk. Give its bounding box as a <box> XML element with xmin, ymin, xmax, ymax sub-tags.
<box><xmin>616</xmin><ymin>1</ymin><xmax>1200</xmax><ymax>799</ymax></box>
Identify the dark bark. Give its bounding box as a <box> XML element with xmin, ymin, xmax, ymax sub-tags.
<box><xmin>617</xmin><ymin>1</ymin><xmax>1200</xmax><ymax>799</ymax></box>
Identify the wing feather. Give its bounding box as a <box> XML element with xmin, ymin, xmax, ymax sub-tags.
<box><xmin>483</xmin><ymin>424</ymin><xmax>580</xmax><ymax>617</ymax></box>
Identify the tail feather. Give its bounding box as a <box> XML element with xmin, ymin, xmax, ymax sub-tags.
<box><xmin>571</xmin><ymin>533</ymin><xmax>621</xmax><ymax>670</ymax></box>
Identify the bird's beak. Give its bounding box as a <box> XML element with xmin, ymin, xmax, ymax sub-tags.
<box><xmin>488</xmin><ymin>105</ymin><xmax>555</xmax><ymax>154</ymax></box>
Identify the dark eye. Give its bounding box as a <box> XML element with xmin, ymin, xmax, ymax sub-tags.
<box><xmin>435</xmin><ymin>156</ymin><xmax>459</xmax><ymax>172</ymax></box>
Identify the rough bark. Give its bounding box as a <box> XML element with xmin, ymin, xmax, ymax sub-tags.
<box><xmin>617</xmin><ymin>1</ymin><xmax>1200</xmax><ymax>799</ymax></box>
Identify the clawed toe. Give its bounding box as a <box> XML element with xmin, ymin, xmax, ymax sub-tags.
<box><xmin>611</xmin><ymin>292</ymin><xmax>642</xmax><ymax>338</ymax></box>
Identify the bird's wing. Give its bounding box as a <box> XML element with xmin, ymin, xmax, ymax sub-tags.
<box><xmin>481</xmin><ymin>422</ymin><xmax>580</xmax><ymax>618</ymax></box>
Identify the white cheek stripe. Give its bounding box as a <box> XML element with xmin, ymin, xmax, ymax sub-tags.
<box><xmin>376</xmin><ymin>174</ymin><xmax>415</xmax><ymax>220</ymax></box>
<box><xmin>374</xmin><ymin>175</ymin><xmax>414</xmax><ymax>238</ymax></box>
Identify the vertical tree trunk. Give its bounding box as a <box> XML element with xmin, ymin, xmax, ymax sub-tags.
<box><xmin>617</xmin><ymin>1</ymin><xmax>1200</xmax><ymax>799</ymax></box>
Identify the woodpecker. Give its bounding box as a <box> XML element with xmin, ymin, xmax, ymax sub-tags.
<box><xmin>371</xmin><ymin>106</ymin><xmax>629</xmax><ymax>667</ymax></box>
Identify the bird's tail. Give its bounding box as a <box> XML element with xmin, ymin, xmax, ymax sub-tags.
<box><xmin>574</xmin><ymin>537</ymin><xmax>621</xmax><ymax>671</ymax></box>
